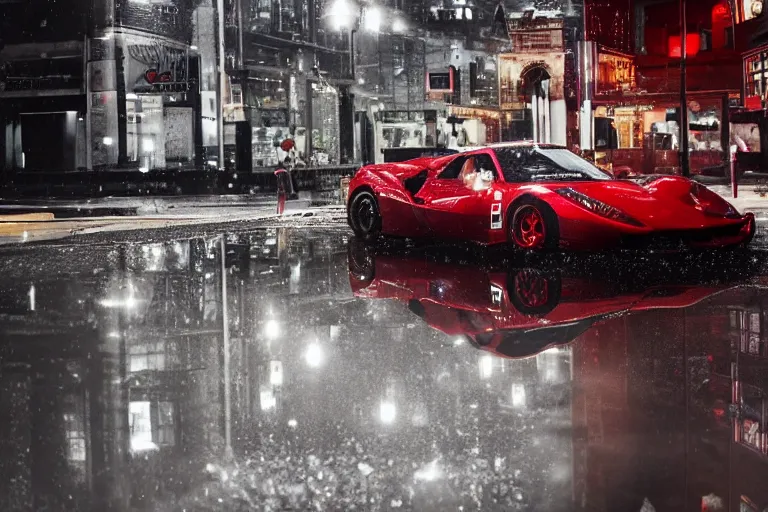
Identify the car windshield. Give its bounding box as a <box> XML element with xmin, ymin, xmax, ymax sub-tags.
<box><xmin>494</xmin><ymin>147</ymin><xmax>613</xmax><ymax>183</ymax></box>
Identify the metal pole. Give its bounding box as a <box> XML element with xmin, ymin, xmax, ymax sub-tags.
<box><xmin>349</xmin><ymin>29</ymin><xmax>356</xmax><ymax>79</ymax></box>
<box><xmin>679</xmin><ymin>0</ymin><xmax>690</xmax><ymax>177</ymax></box>
<box><xmin>216</xmin><ymin>0</ymin><xmax>227</xmax><ymax>170</ymax></box>
<box><xmin>236</xmin><ymin>0</ymin><xmax>244</xmax><ymax>69</ymax></box>
<box><xmin>221</xmin><ymin>236</ymin><xmax>233</xmax><ymax>459</ymax></box>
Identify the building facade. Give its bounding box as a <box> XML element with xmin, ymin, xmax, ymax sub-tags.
<box><xmin>220</xmin><ymin>0</ymin><xmax>356</xmax><ymax>170</ymax></box>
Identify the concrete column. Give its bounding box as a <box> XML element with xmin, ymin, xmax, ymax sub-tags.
<box><xmin>542</xmin><ymin>79</ymin><xmax>551</xmax><ymax>144</ymax></box>
<box><xmin>86</xmin><ymin>37</ymin><xmax>119</xmax><ymax>169</ymax></box>
<box><xmin>537</xmin><ymin>96</ymin><xmax>545</xmax><ymax>142</ymax></box>
<box><xmin>551</xmin><ymin>99</ymin><xmax>568</xmax><ymax>147</ymax></box>
<box><xmin>531</xmin><ymin>95</ymin><xmax>539</xmax><ymax>142</ymax></box>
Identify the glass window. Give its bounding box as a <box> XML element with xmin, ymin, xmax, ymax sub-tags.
<box><xmin>438</xmin><ymin>156</ymin><xmax>468</xmax><ymax>179</ymax></box>
<box><xmin>130</xmin><ymin>401</ymin><xmax>153</xmax><ymax>447</ymax></box>
<box><xmin>157</xmin><ymin>401</ymin><xmax>176</xmax><ymax>446</ymax></box>
<box><xmin>494</xmin><ymin>147</ymin><xmax>612</xmax><ymax>182</ymax></box>
<box><xmin>731</xmin><ymin>123</ymin><xmax>761</xmax><ymax>152</ymax></box>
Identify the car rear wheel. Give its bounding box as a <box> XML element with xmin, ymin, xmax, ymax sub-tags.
<box><xmin>509</xmin><ymin>199</ymin><xmax>559</xmax><ymax>251</ymax></box>
<box><xmin>348</xmin><ymin>190</ymin><xmax>382</xmax><ymax>241</ymax></box>
<box><xmin>347</xmin><ymin>238</ymin><xmax>375</xmax><ymax>286</ymax></box>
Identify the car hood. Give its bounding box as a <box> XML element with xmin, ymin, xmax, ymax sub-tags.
<box><xmin>538</xmin><ymin>176</ymin><xmax>740</xmax><ymax>230</ymax></box>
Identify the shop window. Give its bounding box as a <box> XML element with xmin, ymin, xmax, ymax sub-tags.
<box><xmin>129</xmin><ymin>401</ymin><xmax>153</xmax><ymax>450</ymax></box>
<box><xmin>64</xmin><ymin>407</ymin><xmax>87</xmax><ymax>484</ymax></box>
<box><xmin>247</xmin><ymin>75</ymin><xmax>292</xmax><ymax>167</ymax></box>
<box><xmin>310</xmin><ymin>83</ymin><xmax>340</xmax><ymax>165</ymax></box>
<box><xmin>736</xmin><ymin>384</ymin><xmax>767</xmax><ymax>454</ymax></box>
<box><xmin>733</xmin><ymin>311</ymin><xmax>764</xmax><ymax>356</ymax></box>
<box><xmin>745</xmin><ymin>52</ymin><xmax>768</xmax><ymax>107</ymax></box>
<box><xmin>130</xmin><ymin>400</ymin><xmax>177</xmax><ymax>451</ymax></box>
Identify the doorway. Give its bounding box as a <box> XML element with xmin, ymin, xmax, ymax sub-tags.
<box><xmin>20</xmin><ymin>112</ymin><xmax>77</xmax><ymax>171</ymax></box>
<box><xmin>521</xmin><ymin>66</ymin><xmax>552</xmax><ymax>144</ymax></box>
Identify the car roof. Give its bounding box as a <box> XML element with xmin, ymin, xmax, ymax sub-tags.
<box><xmin>459</xmin><ymin>142</ymin><xmax>567</xmax><ymax>153</ymax></box>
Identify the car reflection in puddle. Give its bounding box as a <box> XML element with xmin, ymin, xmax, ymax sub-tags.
<box><xmin>348</xmin><ymin>239</ymin><xmax>765</xmax><ymax>361</ymax></box>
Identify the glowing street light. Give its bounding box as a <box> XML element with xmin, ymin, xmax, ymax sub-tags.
<box><xmin>363</xmin><ymin>5</ymin><xmax>382</xmax><ymax>33</ymax></box>
<box><xmin>391</xmin><ymin>17</ymin><xmax>406</xmax><ymax>33</ymax></box>
<box><xmin>327</xmin><ymin>0</ymin><xmax>356</xmax><ymax>30</ymax></box>
<box><xmin>305</xmin><ymin>342</ymin><xmax>324</xmax><ymax>368</ymax></box>
<box><xmin>264</xmin><ymin>319</ymin><xmax>280</xmax><ymax>339</ymax></box>
<box><xmin>379</xmin><ymin>400</ymin><xmax>396</xmax><ymax>424</ymax></box>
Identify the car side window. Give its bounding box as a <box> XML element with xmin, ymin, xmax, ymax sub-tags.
<box><xmin>473</xmin><ymin>153</ymin><xmax>498</xmax><ymax>179</ymax></box>
<box><xmin>438</xmin><ymin>156</ymin><xmax>468</xmax><ymax>179</ymax></box>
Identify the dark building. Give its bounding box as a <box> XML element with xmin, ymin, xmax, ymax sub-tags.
<box><xmin>0</xmin><ymin>0</ymin><xmax>205</xmax><ymax>175</ymax></box>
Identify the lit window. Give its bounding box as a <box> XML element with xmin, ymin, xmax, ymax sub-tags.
<box><xmin>64</xmin><ymin>413</ymin><xmax>86</xmax><ymax>462</ymax></box>
<box><xmin>130</xmin><ymin>400</ymin><xmax>176</xmax><ymax>451</ymax></box>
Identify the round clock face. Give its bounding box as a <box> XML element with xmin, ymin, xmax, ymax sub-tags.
<box><xmin>754</xmin><ymin>0</ymin><xmax>764</xmax><ymax>17</ymax></box>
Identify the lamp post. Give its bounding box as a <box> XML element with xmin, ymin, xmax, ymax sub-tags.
<box><xmin>679</xmin><ymin>0</ymin><xmax>690</xmax><ymax>177</ymax></box>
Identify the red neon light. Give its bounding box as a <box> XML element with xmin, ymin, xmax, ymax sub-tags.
<box><xmin>668</xmin><ymin>34</ymin><xmax>701</xmax><ymax>57</ymax></box>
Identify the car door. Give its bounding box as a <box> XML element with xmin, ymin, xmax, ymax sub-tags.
<box><xmin>415</xmin><ymin>152</ymin><xmax>501</xmax><ymax>241</ymax></box>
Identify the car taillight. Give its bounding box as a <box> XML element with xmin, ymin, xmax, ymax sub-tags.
<box><xmin>555</xmin><ymin>188</ymin><xmax>644</xmax><ymax>226</ymax></box>
<box><xmin>690</xmin><ymin>184</ymin><xmax>741</xmax><ymax>218</ymax></box>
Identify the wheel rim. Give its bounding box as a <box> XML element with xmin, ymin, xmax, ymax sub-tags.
<box><xmin>514</xmin><ymin>270</ymin><xmax>549</xmax><ymax>308</ymax></box>
<box><xmin>512</xmin><ymin>205</ymin><xmax>546</xmax><ymax>249</ymax></box>
<box><xmin>355</xmin><ymin>195</ymin><xmax>376</xmax><ymax>233</ymax></box>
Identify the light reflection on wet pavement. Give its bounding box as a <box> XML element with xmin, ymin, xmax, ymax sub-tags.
<box><xmin>1</xmin><ymin>229</ymin><xmax>768</xmax><ymax>511</ymax></box>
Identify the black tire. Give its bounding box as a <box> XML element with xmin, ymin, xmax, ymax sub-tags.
<box><xmin>347</xmin><ymin>238</ymin><xmax>375</xmax><ymax>286</ymax></box>
<box><xmin>507</xmin><ymin>268</ymin><xmax>562</xmax><ymax>316</ymax></box>
<box><xmin>508</xmin><ymin>197</ymin><xmax>560</xmax><ymax>251</ymax></box>
<box><xmin>348</xmin><ymin>190</ymin><xmax>382</xmax><ymax>241</ymax></box>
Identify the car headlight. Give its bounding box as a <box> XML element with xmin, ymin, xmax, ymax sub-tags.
<box><xmin>555</xmin><ymin>188</ymin><xmax>644</xmax><ymax>226</ymax></box>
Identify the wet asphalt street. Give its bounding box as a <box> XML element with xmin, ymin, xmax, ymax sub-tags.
<box><xmin>1</xmin><ymin>216</ymin><xmax>768</xmax><ymax>511</ymax></box>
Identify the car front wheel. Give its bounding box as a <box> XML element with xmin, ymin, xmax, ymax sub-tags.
<box><xmin>508</xmin><ymin>199</ymin><xmax>559</xmax><ymax>251</ymax></box>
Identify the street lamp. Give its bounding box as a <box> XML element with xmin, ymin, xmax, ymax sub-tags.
<box><xmin>305</xmin><ymin>341</ymin><xmax>324</xmax><ymax>368</ymax></box>
<box><xmin>327</xmin><ymin>0</ymin><xmax>357</xmax><ymax>30</ymax></box>
<box><xmin>363</xmin><ymin>6</ymin><xmax>382</xmax><ymax>33</ymax></box>
<box><xmin>264</xmin><ymin>319</ymin><xmax>280</xmax><ymax>339</ymax></box>
<box><xmin>379</xmin><ymin>400</ymin><xmax>396</xmax><ymax>424</ymax></box>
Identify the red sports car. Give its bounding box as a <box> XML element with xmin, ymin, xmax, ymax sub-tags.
<box><xmin>346</xmin><ymin>143</ymin><xmax>755</xmax><ymax>250</ymax></box>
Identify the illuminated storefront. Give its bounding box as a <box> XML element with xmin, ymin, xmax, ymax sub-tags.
<box><xmin>589</xmin><ymin>45</ymin><xmax>729</xmax><ymax>175</ymax></box>
<box><xmin>222</xmin><ymin>71</ymin><xmax>342</xmax><ymax>169</ymax></box>
<box><xmin>122</xmin><ymin>35</ymin><xmax>201</xmax><ymax>172</ymax></box>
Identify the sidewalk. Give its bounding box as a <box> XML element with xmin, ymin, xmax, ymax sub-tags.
<box><xmin>0</xmin><ymin>193</ymin><xmax>313</xmax><ymax>217</ymax></box>
<box><xmin>708</xmin><ymin>185</ymin><xmax>768</xmax><ymax>218</ymax></box>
